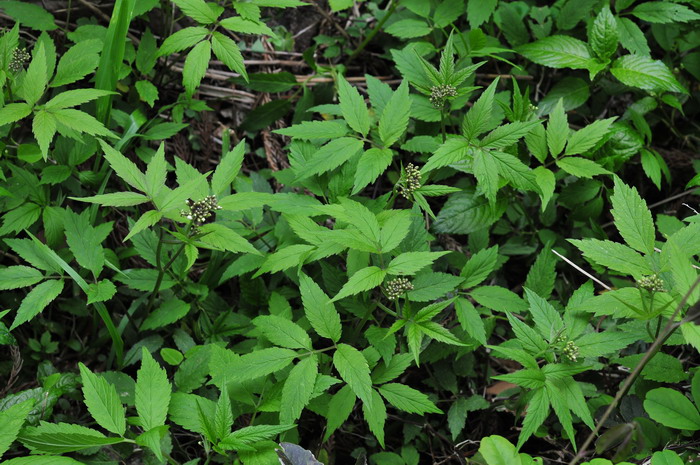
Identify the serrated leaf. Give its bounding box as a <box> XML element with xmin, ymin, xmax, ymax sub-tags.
<box><xmin>462</xmin><ymin>79</ymin><xmax>499</xmax><ymax>142</ymax></box>
<box><xmin>546</xmin><ymin>99</ymin><xmax>568</xmax><ymax>157</ymax></box>
<box><xmin>362</xmin><ymin>388</ymin><xmax>386</xmax><ymax>447</ymax></box>
<box><xmin>556</xmin><ymin>157</ymin><xmax>611</xmax><ymax>178</ymax></box>
<box><xmin>589</xmin><ymin>6</ymin><xmax>618</xmax><ymax>60</ymax></box>
<box><xmin>157</xmin><ymin>26</ymin><xmax>208</xmax><ymax>56</ymax></box>
<box><xmin>295</xmin><ymin>137</ymin><xmax>364</xmax><ymax>180</ymax></box>
<box><xmin>611</xmin><ymin>177</ymin><xmax>656</xmax><ymax>255</ymax></box>
<box><xmin>455</xmin><ymin>298</ymin><xmax>487</xmax><ymax>345</ymax></box>
<box><xmin>352</xmin><ymin>148</ymin><xmax>393</xmax><ymax>195</ymax></box>
<box><xmin>274</xmin><ymin>120</ymin><xmax>348</xmax><ymax>140</ymax></box>
<box><xmin>378</xmin><ymin>80</ymin><xmax>411</xmax><ymax>146</ymax></box>
<box><xmin>172</xmin><ymin>0</ymin><xmax>221</xmax><ymax>24</ymax></box>
<box><xmin>323</xmin><ymin>385</ymin><xmax>356</xmax><ymax>441</ymax></box>
<box><xmin>64</xmin><ymin>210</ymin><xmax>104</xmax><ymax>277</ymax></box>
<box><xmin>379</xmin><ymin>383</ymin><xmax>442</xmax><ymax>414</ymax></box>
<box><xmin>183</xmin><ymin>39</ymin><xmax>211</xmax><ymax>96</ymax></box>
<box><xmin>569</xmin><ymin>238</ymin><xmax>652</xmax><ymax>277</ymax></box>
<box><xmin>11</xmin><ymin>279</ymin><xmax>64</xmax><ymax>330</ymax></box>
<box><xmin>0</xmin><ymin>102</ymin><xmax>31</xmax><ymax>126</ymax></box>
<box><xmin>51</xmin><ymin>39</ymin><xmax>101</xmax><ymax>86</ymax></box>
<box><xmin>136</xmin><ymin>348</ymin><xmax>171</xmax><ymax>431</ymax></box>
<box><xmin>18</xmin><ymin>422</ymin><xmax>123</xmax><ymax>454</ymax></box>
<box><xmin>253</xmin><ymin>315</ymin><xmax>312</xmax><ymax>350</ymax></box>
<box><xmin>299</xmin><ymin>273</ymin><xmax>342</xmax><ymax>342</ymax></box>
<box><xmin>75</xmin><ymin>192</ymin><xmax>150</xmax><ymax>207</ymax></box>
<box><xmin>0</xmin><ymin>399</ymin><xmax>34</xmax><ymax>456</ymax></box>
<box><xmin>211</xmin><ymin>31</ymin><xmax>247</xmax><ymax>80</ymax></box>
<box><xmin>631</xmin><ymin>2</ymin><xmax>700</xmax><ymax>24</ymax></box>
<box><xmin>0</xmin><ymin>265</ymin><xmax>43</xmax><ymax>290</ymax></box>
<box><xmin>517</xmin><ymin>35</ymin><xmax>595</xmax><ymax>70</ymax></box>
<box><xmin>197</xmin><ymin>223</ymin><xmax>260</xmax><ymax>255</ymax></box>
<box><xmin>211</xmin><ymin>139</ymin><xmax>245</xmax><ymax>197</ymax></box>
<box><xmin>331</xmin><ymin>266</ymin><xmax>386</xmax><ymax>302</ymax></box>
<box><xmin>333</xmin><ymin>343</ymin><xmax>373</xmax><ymax>405</ymax></box>
<box><xmin>78</xmin><ymin>363</ymin><xmax>126</xmax><ymax>436</ymax></box>
<box><xmin>386</xmin><ymin>251</ymin><xmax>449</xmax><ymax>276</ymax></box>
<box><xmin>124</xmin><ymin>210</ymin><xmax>162</xmax><ymax>242</ymax></box>
<box><xmin>564</xmin><ymin>118</ymin><xmax>616</xmax><ymax>155</ymax></box>
<box><xmin>280</xmin><ymin>356</ymin><xmax>318</xmax><ymax>424</ymax></box>
<box><xmin>422</xmin><ymin>137</ymin><xmax>470</xmax><ymax>172</ymax></box>
<box><xmin>236</xmin><ymin>348</ymin><xmax>297</xmax><ymax>381</ymax></box>
<box><xmin>337</xmin><ymin>74</ymin><xmax>370</xmax><ymax>136</ymax></box>
<box><xmin>99</xmin><ymin>140</ymin><xmax>147</xmax><ymax>192</ymax></box>
<box><xmin>517</xmin><ymin>388</ymin><xmax>550</xmax><ymax>449</ymax></box>
<box><xmin>611</xmin><ymin>55</ymin><xmax>687</xmax><ymax>94</ymax></box>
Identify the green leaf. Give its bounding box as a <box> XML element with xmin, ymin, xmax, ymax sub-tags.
<box><xmin>11</xmin><ymin>279</ymin><xmax>64</xmax><ymax>330</ymax></box>
<box><xmin>299</xmin><ymin>273</ymin><xmax>342</xmax><ymax>342</ymax></box>
<box><xmin>136</xmin><ymin>348</ymin><xmax>171</xmax><ymax>431</ymax></box>
<box><xmin>19</xmin><ymin>41</ymin><xmax>47</xmax><ymax>105</ymax></box>
<box><xmin>32</xmin><ymin>110</ymin><xmax>57</xmax><ymax>160</ymax></box>
<box><xmin>136</xmin><ymin>80</ymin><xmax>158</xmax><ymax>107</ymax></box>
<box><xmin>99</xmin><ymin>140</ymin><xmax>147</xmax><ymax>192</ymax></box>
<box><xmin>124</xmin><ymin>210</ymin><xmax>162</xmax><ymax>242</ymax></box>
<box><xmin>379</xmin><ymin>80</ymin><xmax>411</xmax><ymax>147</ymax></box>
<box><xmin>0</xmin><ymin>203</ymin><xmax>41</xmax><ymax>236</ymax></box>
<box><xmin>45</xmin><ymin>89</ymin><xmax>114</xmax><ymax>110</ymax></box>
<box><xmin>78</xmin><ymin>363</ymin><xmax>126</xmax><ymax>436</ymax></box>
<box><xmin>631</xmin><ymin>2</ymin><xmax>700</xmax><ymax>23</ymax></box>
<box><xmin>564</xmin><ymin>118</ymin><xmax>616</xmax><ymax>156</ymax></box>
<box><xmin>157</xmin><ymin>26</ymin><xmax>208</xmax><ymax>56</ymax></box>
<box><xmin>295</xmin><ymin>137</ymin><xmax>364</xmax><ymax>180</ymax></box>
<box><xmin>219</xmin><ymin>424</ymin><xmax>294</xmax><ymax>449</ymax></box>
<box><xmin>471</xmin><ymin>148</ymin><xmax>498</xmax><ymax>205</ymax></box>
<box><xmin>0</xmin><ymin>399</ymin><xmax>34</xmax><ymax>456</ymax></box>
<box><xmin>53</xmin><ymin>108</ymin><xmax>116</xmax><ymax>138</ymax></box>
<box><xmin>323</xmin><ymin>385</ymin><xmax>356</xmax><ymax>441</ymax></box>
<box><xmin>274</xmin><ymin>120</ymin><xmax>348</xmax><ymax>140</ymax></box>
<box><xmin>517</xmin><ymin>35</ymin><xmax>595</xmax><ymax>70</ymax></box>
<box><xmin>546</xmin><ymin>99</ymin><xmax>568</xmax><ymax>157</ymax></box>
<box><xmin>86</xmin><ymin>280</ymin><xmax>116</xmax><ymax>305</ymax></box>
<box><xmin>362</xmin><ymin>388</ymin><xmax>386</xmax><ymax>447</ymax></box>
<box><xmin>481</xmin><ymin>121</ymin><xmax>541</xmax><ymax>149</ymax></box>
<box><xmin>455</xmin><ymin>298</ymin><xmax>487</xmax><ymax>345</ymax></box>
<box><xmin>352</xmin><ymin>148</ymin><xmax>393</xmax><ymax>195</ymax></box>
<box><xmin>197</xmin><ymin>223</ymin><xmax>260</xmax><ymax>255</ymax></box>
<box><xmin>213</xmin><ymin>385</ymin><xmax>233</xmax><ymax>441</ymax></box>
<box><xmin>556</xmin><ymin>157</ymin><xmax>611</xmax><ymax>178</ymax></box>
<box><xmin>611</xmin><ymin>177</ymin><xmax>656</xmax><ymax>255</ymax></box>
<box><xmin>0</xmin><ymin>1</ymin><xmax>56</xmax><ymax>30</ymax></box>
<box><xmin>172</xmin><ymin>0</ymin><xmax>221</xmax><ymax>24</ymax></box>
<box><xmin>422</xmin><ymin>137</ymin><xmax>469</xmax><ymax>172</ymax></box>
<box><xmin>569</xmin><ymin>238</ymin><xmax>651</xmax><ymax>277</ymax></box>
<box><xmin>589</xmin><ymin>6</ymin><xmax>618</xmax><ymax>60</ymax></box>
<box><xmin>236</xmin><ymin>348</ymin><xmax>297</xmax><ymax>381</ymax></box>
<box><xmin>337</xmin><ymin>74</ymin><xmax>370</xmax><ymax>136</ymax></box>
<box><xmin>490</xmin><ymin>151</ymin><xmax>539</xmax><ymax>193</ymax></box>
<box><xmin>525</xmin><ymin>249</ymin><xmax>556</xmax><ymax>299</ymax></box>
<box><xmin>467</xmin><ymin>0</ymin><xmax>497</xmax><ymax>28</ymax></box>
<box><xmin>3</xmin><ymin>457</ymin><xmax>84</xmax><ymax>465</ymax></box>
<box><xmin>479</xmin><ymin>435</ymin><xmax>520</xmax><ymax>465</ymax></box>
<box><xmin>386</xmin><ymin>251</ymin><xmax>449</xmax><ymax>276</ymax></box>
<box><xmin>644</xmin><ymin>388</ymin><xmax>700</xmax><ymax>430</ymax></box>
<box><xmin>652</xmin><ymin>451</ymin><xmax>685</xmax><ymax>465</ymax></box>
<box><xmin>611</xmin><ymin>55</ymin><xmax>687</xmax><ymax>94</ymax></box>
<box><xmin>211</xmin><ymin>31</ymin><xmax>247</xmax><ymax>80</ymax></box>
<box><xmin>239</xmin><ymin>99</ymin><xmax>291</xmax><ymax>131</ymax></box>
<box><xmin>385</xmin><ymin>19</ymin><xmax>431</xmax><ymax>39</ymax></box>
<box><xmin>470</xmin><ymin>286</ymin><xmax>528</xmax><ymax>313</ymax></box>
<box><xmin>18</xmin><ymin>422</ymin><xmax>123</xmax><ymax>454</ymax></box>
<box><xmin>616</xmin><ymin>17</ymin><xmax>650</xmax><ymax>56</ymax></box>
<box><xmin>433</xmin><ymin>189</ymin><xmax>505</xmax><ymax>235</ymax></box>
<box><xmin>416</xmin><ymin>321</ymin><xmax>466</xmax><ymax>346</ymax></box>
<box><xmin>253</xmin><ymin>315</ymin><xmax>312</xmax><ymax>350</ymax></box>
<box><xmin>461</xmin><ymin>245</ymin><xmax>499</xmax><ymax>289</ymax></box>
<box><xmin>75</xmin><ymin>192</ymin><xmax>150</xmax><ymax>207</ymax></box>
<box><xmin>517</xmin><ymin>388</ymin><xmax>550</xmax><ymax>449</ymax></box>
<box><xmin>331</xmin><ymin>266</ymin><xmax>387</xmax><ymax>302</ymax></box>
<box><xmin>0</xmin><ymin>265</ymin><xmax>43</xmax><ymax>290</ymax></box>
<box><xmin>280</xmin><ymin>355</ymin><xmax>318</xmax><ymax>424</ymax></box>
<box><xmin>140</xmin><ymin>298</ymin><xmax>190</xmax><ymax>331</ymax></box>
<box><xmin>219</xmin><ymin>17</ymin><xmax>275</xmax><ymax>36</ymax></box>
<box><xmin>135</xmin><ymin>426</ymin><xmax>167</xmax><ymax>461</ymax></box>
<box><xmin>379</xmin><ymin>383</ymin><xmax>442</xmax><ymax>414</ymax></box>
<box><xmin>524</xmin><ymin>288</ymin><xmax>563</xmax><ymax>341</ymax></box>
<box><xmin>64</xmin><ymin>210</ymin><xmax>104</xmax><ymax>277</ymax></box>
<box><xmin>183</xmin><ymin>39</ymin><xmax>211</xmax><ymax>96</ymax></box>
<box><xmin>328</xmin><ymin>0</ymin><xmax>353</xmax><ymax>11</ymax></box>
<box><xmin>333</xmin><ymin>343</ymin><xmax>373</xmax><ymax>405</ymax></box>
<box><xmin>211</xmin><ymin>139</ymin><xmax>245</xmax><ymax>197</ymax></box>
<box><xmin>0</xmin><ymin>102</ymin><xmax>31</xmax><ymax>126</ymax></box>
<box><xmin>462</xmin><ymin>79</ymin><xmax>499</xmax><ymax>142</ymax></box>
<box><xmin>254</xmin><ymin>244</ymin><xmax>315</xmax><ymax>276</ymax></box>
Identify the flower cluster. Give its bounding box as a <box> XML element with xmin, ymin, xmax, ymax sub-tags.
<box><xmin>429</xmin><ymin>84</ymin><xmax>457</xmax><ymax>109</ymax></box>
<box><xmin>636</xmin><ymin>275</ymin><xmax>664</xmax><ymax>293</ymax></box>
<box><xmin>399</xmin><ymin>163</ymin><xmax>421</xmax><ymax>199</ymax></box>
<box><xmin>9</xmin><ymin>47</ymin><xmax>30</xmax><ymax>72</ymax></box>
<box><xmin>180</xmin><ymin>195</ymin><xmax>221</xmax><ymax>232</ymax></box>
<box><xmin>385</xmin><ymin>277</ymin><xmax>413</xmax><ymax>300</ymax></box>
<box><xmin>563</xmin><ymin>340</ymin><xmax>580</xmax><ymax>362</ymax></box>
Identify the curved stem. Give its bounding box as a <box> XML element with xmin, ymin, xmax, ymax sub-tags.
<box><xmin>347</xmin><ymin>0</ymin><xmax>397</xmax><ymax>63</ymax></box>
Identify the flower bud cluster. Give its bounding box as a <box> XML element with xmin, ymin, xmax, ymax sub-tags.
<box><xmin>563</xmin><ymin>340</ymin><xmax>580</xmax><ymax>362</ymax></box>
<box><xmin>636</xmin><ymin>275</ymin><xmax>664</xmax><ymax>293</ymax></box>
<box><xmin>9</xmin><ymin>47</ymin><xmax>29</xmax><ymax>72</ymax></box>
<box><xmin>429</xmin><ymin>84</ymin><xmax>457</xmax><ymax>109</ymax></box>
<box><xmin>399</xmin><ymin>163</ymin><xmax>421</xmax><ymax>199</ymax></box>
<box><xmin>385</xmin><ymin>277</ymin><xmax>413</xmax><ymax>300</ymax></box>
<box><xmin>180</xmin><ymin>195</ymin><xmax>221</xmax><ymax>232</ymax></box>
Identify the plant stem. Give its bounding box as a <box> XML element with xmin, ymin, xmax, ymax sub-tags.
<box><xmin>347</xmin><ymin>0</ymin><xmax>397</xmax><ymax>63</ymax></box>
<box><xmin>440</xmin><ymin>108</ymin><xmax>447</xmax><ymax>143</ymax></box>
<box><xmin>146</xmin><ymin>227</ymin><xmax>188</xmax><ymax>312</ymax></box>
<box><xmin>568</xmin><ymin>275</ymin><xmax>700</xmax><ymax>465</ymax></box>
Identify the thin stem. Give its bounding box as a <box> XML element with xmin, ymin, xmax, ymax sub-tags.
<box><xmin>347</xmin><ymin>0</ymin><xmax>397</xmax><ymax>63</ymax></box>
<box><xmin>440</xmin><ymin>108</ymin><xmax>447</xmax><ymax>143</ymax></box>
<box><xmin>146</xmin><ymin>228</ymin><xmax>188</xmax><ymax>313</ymax></box>
<box><xmin>568</xmin><ymin>275</ymin><xmax>700</xmax><ymax>465</ymax></box>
